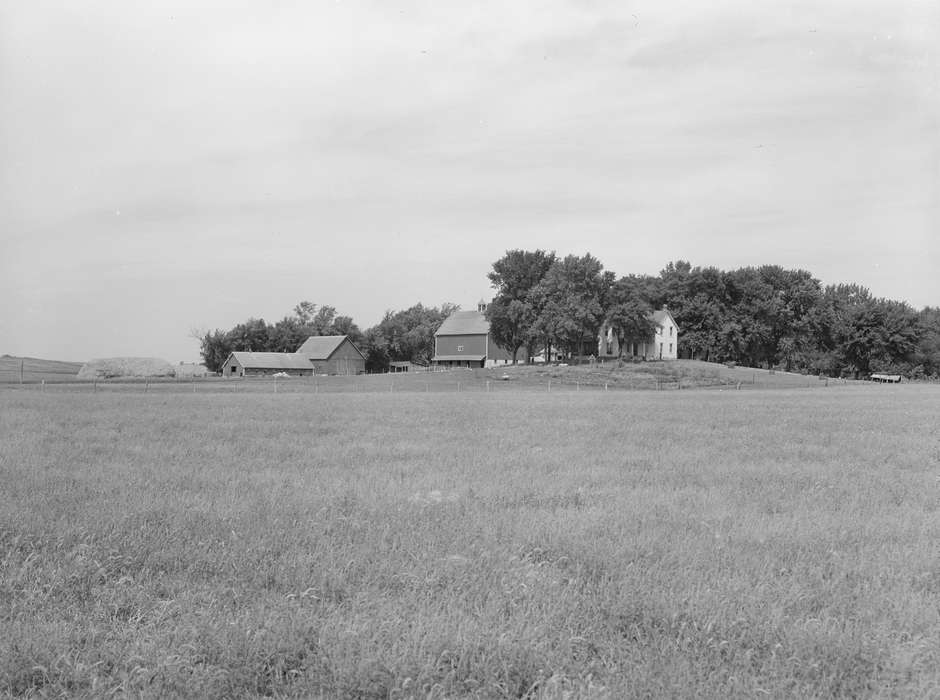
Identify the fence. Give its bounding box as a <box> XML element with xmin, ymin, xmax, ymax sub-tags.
<box><xmin>0</xmin><ymin>368</ymin><xmax>849</xmax><ymax>396</ymax></box>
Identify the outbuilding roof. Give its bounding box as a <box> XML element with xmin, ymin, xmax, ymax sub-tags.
<box><xmin>435</xmin><ymin>310</ymin><xmax>490</xmax><ymax>336</ymax></box>
<box><xmin>227</xmin><ymin>352</ymin><xmax>313</xmax><ymax>369</ymax></box>
<box><xmin>296</xmin><ymin>335</ymin><xmax>364</xmax><ymax>360</ymax></box>
<box><xmin>431</xmin><ymin>355</ymin><xmax>486</xmax><ymax>362</ymax></box>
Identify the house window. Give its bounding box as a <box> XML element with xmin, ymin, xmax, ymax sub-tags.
<box><xmin>669</xmin><ymin>343</ymin><xmax>673</xmax><ymax>354</ymax></box>
<box><xmin>457</xmin><ymin>345</ymin><xmax>464</xmax><ymax>352</ymax></box>
<box><xmin>669</xmin><ymin>326</ymin><xmax>673</xmax><ymax>337</ymax></box>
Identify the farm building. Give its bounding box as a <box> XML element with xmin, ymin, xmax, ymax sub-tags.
<box><xmin>221</xmin><ymin>352</ymin><xmax>314</xmax><ymax>377</ymax></box>
<box><xmin>296</xmin><ymin>335</ymin><xmax>366</xmax><ymax>375</ymax></box>
<box><xmin>598</xmin><ymin>308</ymin><xmax>680</xmax><ymax>361</ymax></box>
<box><xmin>431</xmin><ymin>306</ymin><xmax>513</xmax><ymax>368</ymax></box>
<box><xmin>389</xmin><ymin>361</ymin><xmax>426</xmax><ymax>373</ymax></box>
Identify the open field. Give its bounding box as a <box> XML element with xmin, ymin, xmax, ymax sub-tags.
<box><xmin>2</xmin><ymin>385</ymin><xmax>939</xmax><ymax>698</ymax></box>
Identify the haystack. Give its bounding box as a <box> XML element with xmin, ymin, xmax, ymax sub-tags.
<box><xmin>77</xmin><ymin>357</ymin><xmax>177</xmax><ymax>379</ymax></box>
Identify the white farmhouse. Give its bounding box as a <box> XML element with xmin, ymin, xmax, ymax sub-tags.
<box><xmin>598</xmin><ymin>307</ymin><xmax>679</xmax><ymax>361</ymax></box>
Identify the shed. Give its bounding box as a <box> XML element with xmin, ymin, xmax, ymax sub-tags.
<box><xmin>221</xmin><ymin>352</ymin><xmax>314</xmax><ymax>377</ymax></box>
<box><xmin>296</xmin><ymin>335</ymin><xmax>366</xmax><ymax>375</ymax></box>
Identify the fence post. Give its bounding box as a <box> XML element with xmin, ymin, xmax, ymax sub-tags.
<box><xmin>94</xmin><ymin>379</ymin><xmax>97</xmax><ymax>393</ymax></box>
<box><xmin>457</xmin><ymin>382</ymin><xmax>460</xmax><ymax>393</ymax></box>
<box><xmin>41</xmin><ymin>379</ymin><xmax>45</xmax><ymax>392</ymax></box>
<box><xmin>605</xmin><ymin>382</ymin><xmax>608</xmax><ymax>391</ymax></box>
<box><xmin>274</xmin><ymin>377</ymin><xmax>278</xmax><ymax>394</ymax></box>
<box><xmin>146</xmin><ymin>380</ymin><xmax>149</xmax><ymax>393</ymax></box>
<box><xmin>486</xmin><ymin>380</ymin><xmax>490</xmax><ymax>392</ymax></box>
<box><xmin>548</xmin><ymin>379</ymin><xmax>551</xmax><ymax>392</ymax></box>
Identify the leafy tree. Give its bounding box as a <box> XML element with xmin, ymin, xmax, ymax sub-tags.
<box><xmin>228</xmin><ymin>318</ymin><xmax>271</xmax><ymax>352</ymax></box>
<box><xmin>486</xmin><ymin>249</ymin><xmax>556</xmax><ymax>362</ymax></box>
<box><xmin>269</xmin><ymin>316</ymin><xmax>307</xmax><ymax>352</ymax></box>
<box><xmin>528</xmin><ymin>254</ymin><xmax>610</xmax><ymax>359</ymax></box>
<box><xmin>605</xmin><ymin>277</ymin><xmax>655</xmax><ymax>356</ymax></box>
<box><xmin>914</xmin><ymin>307</ymin><xmax>940</xmax><ymax>377</ymax></box>
<box><xmin>363</xmin><ymin>303</ymin><xmax>458</xmax><ymax>369</ymax></box>
<box><xmin>331</xmin><ymin>315</ymin><xmax>363</xmax><ymax>346</ymax></box>
<box><xmin>198</xmin><ymin>330</ymin><xmax>232</xmax><ymax>373</ymax></box>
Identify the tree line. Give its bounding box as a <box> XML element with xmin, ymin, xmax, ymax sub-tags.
<box><xmin>197</xmin><ymin>251</ymin><xmax>939</xmax><ymax>378</ymax></box>
<box><xmin>486</xmin><ymin>251</ymin><xmax>940</xmax><ymax>378</ymax></box>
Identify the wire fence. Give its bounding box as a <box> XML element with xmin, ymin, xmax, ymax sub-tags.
<box><xmin>0</xmin><ymin>370</ymin><xmax>849</xmax><ymax>395</ymax></box>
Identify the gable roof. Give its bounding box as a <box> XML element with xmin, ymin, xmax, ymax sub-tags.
<box><xmin>227</xmin><ymin>352</ymin><xmax>313</xmax><ymax>369</ymax></box>
<box><xmin>435</xmin><ymin>310</ymin><xmax>490</xmax><ymax>336</ymax></box>
<box><xmin>296</xmin><ymin>335</ymin><xmax>365</xmax><ymax>360</ymax></box>
<box><xmin>651</xmin><ymin>308</ymin><xmax>679</xmax><ymax>331</ymax></box>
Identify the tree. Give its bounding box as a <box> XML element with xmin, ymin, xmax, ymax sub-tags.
<box><xmin>605</xmin><ymin>277</ymin><xmax>655</xmax><ymax>357</ymax></box>
<box><xmin>228</xmin><ymin>318</ymin><xmax>271</xmax><ymax>352</ymax></box>
<box><xmin>331</xmin><ymin>315</ymin><xmax>363</xmax><ymax>346</ymax></box>
<box><xmin>364</xmin><ymin>303</ymin><xmax>458</xmax><ymax>368</ymax></box>
<box><xmin>528</xmin><ymin>253</ymin><xmax>610</xmax><ymax>359</ymax></box>
<box><xmin>486</xmin><ymin>249</ymin><xmax>556</xmax><ymax>363</ymax></box>
<box><xmin>198</xmin><ymin>329</ymin><xmax>232</xmax><ymax>373</ymax></box>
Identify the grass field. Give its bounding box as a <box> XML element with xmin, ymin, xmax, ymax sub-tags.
<box><xmin>2</xmin><ymin>385</ymin><xmax>939</xmax><ymax>698</ymax></box>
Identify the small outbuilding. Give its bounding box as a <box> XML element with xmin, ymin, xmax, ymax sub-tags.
<box><xmin>221</xmin><ymin>352</ymin><xmax>314</xmax><ymax>377</ymax></box>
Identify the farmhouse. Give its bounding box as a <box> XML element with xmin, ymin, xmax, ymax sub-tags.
<box><xmin>221</xmin><ymin>352</ymin><xmax>315</xmax><ymax>377</ymax></box>
<box><xmin>296</xmin><ymin>335</ymin><xmax>366</xmax><ymax>375</ymax></box>
<box><xmin>431</xmin><ymin>305</ymin><xmax>513</xmax><ymax>368</ymax></box>
<box><xmin>598</xmin><ymin>307</ymin><xmax>679</xmax><ymax>361</ymax></box>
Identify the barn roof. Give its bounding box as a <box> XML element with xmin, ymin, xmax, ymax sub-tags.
<box><xmin>435</xmin><ymin>310</ymin><xmax>490</xmax><ymax>336</ymax></box>
<box><xmin>227</xmin><ymin>352</ymin><xmax>313</xmax><ymax>369</ymax></box>
<box><xmin>296</xmin><ymin>335</ymin><xmax>363</xmax><ymax>360</ymax></box>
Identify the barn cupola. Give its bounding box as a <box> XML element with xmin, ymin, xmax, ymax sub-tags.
<box><xmin>477</xmin><ymin>299</ymin><xmax>488</xmax><ymax>313</ymax></box>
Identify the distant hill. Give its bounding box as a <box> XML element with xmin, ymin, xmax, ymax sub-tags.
<box><xmin>0</xmin><ymin>355</ymin><xmax>84</xmax><ymax>383</ymax></box>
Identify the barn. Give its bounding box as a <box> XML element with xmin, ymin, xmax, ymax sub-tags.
<box><xmin>296</xmin><ymin>335</ymin><xmax>366</xmax><ymax>375</ymax></box>
<box><xmin>431</xmin><ymin>307</ymin><xmax>513</xmax><ymax>368</ymax></box>
<box><xmin>598</xmin><ymin>307</ymin><xmax>680</xmax><ymax>361</ymax></box>
<box><xmin>221</xmin><ymin>352</ymin><xmax>314</xmax><ymax>377</ymax></box>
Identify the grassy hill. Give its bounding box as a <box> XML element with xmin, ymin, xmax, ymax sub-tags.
<box><xmin>364</xmin><ymin>359</ymin><xmax>832</xmax><ymax>393</ymax></box>
<box><xmin>0</xmin><ymin>355</ymin><xmax>83</xmax><ymax>383</ymax></box>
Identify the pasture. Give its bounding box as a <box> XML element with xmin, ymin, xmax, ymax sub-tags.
<box><xmin>1</xmin><ymin>385</ymin><xmax>939</xmax><ymax>698</ymax></box>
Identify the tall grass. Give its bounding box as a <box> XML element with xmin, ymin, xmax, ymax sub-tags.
<box><xmin>1</xmin><ymin>386</ymin><xmax>938</xmax><ymax>698</ymax></box>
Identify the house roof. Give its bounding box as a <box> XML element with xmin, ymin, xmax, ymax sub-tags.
<box><xmin>435</xmin><ymin>310</ymin><xmax>490</xmax><ymax>336</ymax></box>
<box><xmin>651</xmin><ymin>308</ymin><xmax>679</xmax><ymax>331</ymax></box>
<box><xmin>227</xmin><ymin>352</ymin><xmax>313</xmax><ymax>369</ymax></box>
<box><xmin>296</xmin><ymin>335</ymin><xmax>364</xmax><ymax>360</ymax></box>
<box><xmin>432</xmin><ymin>354</ymin><xmax>486</xmax><ymax>362</ymax></box>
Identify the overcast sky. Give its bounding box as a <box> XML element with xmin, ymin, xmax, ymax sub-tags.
<box><xmin>1</xmin><ymin>0</ymin><xmax>937</xmax><ymax>362</ymax></box>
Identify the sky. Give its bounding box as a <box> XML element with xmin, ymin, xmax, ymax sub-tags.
<box><xmin>1</xmin><ymin>0</ymin><xmax>937</xmax><ymax>362</ymax></box>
